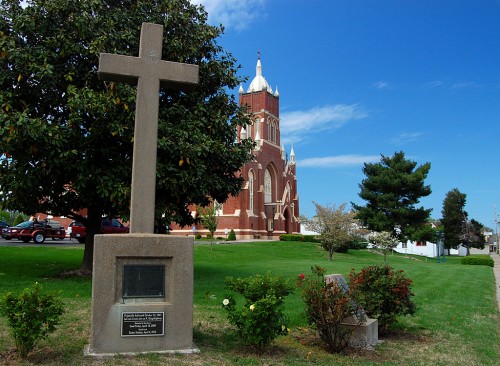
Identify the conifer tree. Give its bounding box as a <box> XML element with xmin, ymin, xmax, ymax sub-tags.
<box><xmin>353</xmin><ymin>151</ymin><xmax>431</xmax><ymax>242</ymax></box>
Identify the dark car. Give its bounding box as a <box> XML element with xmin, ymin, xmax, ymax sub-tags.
<box><xmin>0</xmin><ymin>220</ymin><xmax>8</xmax><ymax>230</ymax></box>
<box><xmin>69</xmin><ymin>218</ymin><xmax>129</xmax><ymax>243</ymax></box>
<box><xmin>1</xmin><ymin>219</ymin><xmax>66</xmax><ymax>243</ymax></box>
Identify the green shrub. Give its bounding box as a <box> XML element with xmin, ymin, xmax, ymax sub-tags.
<box><xmin>279</xmin><ymin>234</ymin><xmax>320</xmax><ymax>243</ymax></box>
<box><xmin>349</xmin><ymin>265</ymin><xmax>416</xmax><ymax>334</ymax></box>
<box><xmin>279</xmin><ymin>234</ymin><xmax>302</xmax><ymax>241</ymax></box>
<box><xmin>227</xmin><ymin>229</ymin><xmax>236</xmax><ymax>241</ymax></box>
<box><xmin>297</xmin><ymin>266</ymin><xmax>364</xmax><ymax>353</ymax></box>
<box><xmin>223</xmin><ymin>273</ymin><xmax>293</xmax><ymax>351</ymax></box>
<box><xmin>13</xmin><ymin>213</ymin><xmax>26</xmax><ymax>226</ymax></box>
<box><xmin>0</xmin><ymin>283</ymin><xmax>65</xmax><ymax>358</ymax></box>
<box><xmin>461</xmin><ymin>255</ymin><xmax>494</xmax><ymax>267</ymax></box>
<box><xmin>334</xmin><ymin>241</ymin><xmax>350</xmax><ymax>253</ymax></box>
<box><xmin>348</xmin><ymin>239</ymin><xmax>369</xmax><ymax>250</ymax></box>
<box><xmin>303</xmin><ymin>235</ymin><xmax>321</xmax><ymax>243</ymax></box>
<box><xmin>195</xmin><ymin>233</ymin><xmax>202</xmax><ymax>240</ymax></box>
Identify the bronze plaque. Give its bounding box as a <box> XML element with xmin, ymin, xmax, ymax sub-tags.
<box><xmin>122</xmin><ymin>265</ymin><xmax>165</xmax><ymax>298</ymax></box>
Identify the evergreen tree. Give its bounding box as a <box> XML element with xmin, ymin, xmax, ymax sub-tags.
<box><xmin>441</xmin><ymin>188</ymin><xmax>466</xmax><ymax>252</ymax></box>
<box><xmin>0</xmin><ymin>0</ymin><xmax>253</xmax><ymax>272</ymax></box>
<box><xmin>352</xmin><ymin>151</ymin><xmax>432</xmax><ymax>242</ymax></box>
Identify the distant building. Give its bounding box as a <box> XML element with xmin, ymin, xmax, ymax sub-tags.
<box><xmin>170</xmin><ymin>56</ymin><xmax>300</xmax><ymax>239</ymax></box>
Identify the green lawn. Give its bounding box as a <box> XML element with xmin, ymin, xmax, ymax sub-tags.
<box><xmin>0</xmin><ymin>242</ymin><xmax>498</xmax><ymax>365</ymax></box>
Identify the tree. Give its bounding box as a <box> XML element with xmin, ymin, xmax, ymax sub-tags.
<box><xmin>441</xmin><ymin>188</ymin><xmax>467</xmax><ymax>252</ymax></box>
<box><xmin>198</xmin><ymin>202</ymin><xmax>220</xmax><ymax>251</ymax></box>
<box><xmin>304</xmin><ymin>202</ymin><xmax>357</xmax><ymax>261</ymax></box>
<box><xmin>0</xmin><ymin>0</ymin><xmax>254</xmax><ymax>272</ymax></box>
<box><xmin>369</xmin><ymin>231</ymin><xmax>399</xmax><ymax>262</ymax></box>
<box><xmin>460</xmin><ymin>217</ymin><xmax>486</xmax><ymax>256</ymax></box>
<box><xmin>352</xmin><ymin>151</ymin><xmax>432</xmax><ymax>242</ymax></box>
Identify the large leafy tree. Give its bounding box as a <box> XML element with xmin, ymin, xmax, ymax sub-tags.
<box><xmin>441</xmin><ymin>188</ymin><xmax>466</xmax><ymax>252</ymax></box>
<box><xmin>352</xmin><ymin>151</ymin><xmax>432</xmax><ymax>242</ymax></box>
<box><xmin>0</xmin><ymin>0</ymin><xmax>253</xmax><ymax>272</ymax></box>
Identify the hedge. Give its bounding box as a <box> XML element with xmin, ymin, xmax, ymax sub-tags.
<box><xmin>460</xmin><ymin>255</ymin><xmax>494</xmax><ymax>267</ymax></box>
<box><xmin>279</xmin><ymin>234</ymin><xmax>320</xmax><ymax>243</ymax></box>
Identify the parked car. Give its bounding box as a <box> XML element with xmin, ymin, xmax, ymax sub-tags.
<box><xmin>0</xmin><ymin>220</ymin><xmax>8</xmax><ymax>231</ymax></box>
<box><xmin>70</xmin><ymin>218</ymin><xmax>129</xmax><ymax>243</ymax></box>
<box><xmin>1</xmin><ymin>219</ymin><xmax>66</xmax><ymax>244</ymax></box>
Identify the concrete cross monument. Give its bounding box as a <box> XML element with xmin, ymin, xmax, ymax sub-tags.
<box><xmin>98</xmin><ymin>22</ymin><xmax>198</xmax><ymax>233</ymax></box>
<box><xmin>86</xmin><ymin>23</ymin><xmax>199</xmax><ymax>356</ymax></box>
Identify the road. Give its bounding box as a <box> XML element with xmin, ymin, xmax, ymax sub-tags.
<box><xmin>0</xmin><ymin>237</ymin><xmax>83</xmax><ymax>247</ymax></box>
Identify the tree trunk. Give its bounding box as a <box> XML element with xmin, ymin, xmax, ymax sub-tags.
<box><xmin>328</xmin><ymin>247</ymin><xmax>333</xmax><ymax>261</ymax></box>
<box><xmin>79</xmin><ymin>206</ymin><xmax>103</xmax><ymax>274</ymax></box>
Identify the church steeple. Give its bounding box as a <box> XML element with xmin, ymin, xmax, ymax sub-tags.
<box><xmin>247</xmin><ymin>52</ymin><xmax>273</xmax><ymax>93</ymax></box>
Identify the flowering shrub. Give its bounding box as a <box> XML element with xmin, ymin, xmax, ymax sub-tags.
<box><xmin>0</xmin><ymin>283</ymin><xmax>65</xmax><ymax>358</ymax></box>
<box><xmin>349</xmin><ymin>265</ymin><xmax>416</xmax><ymax>334</ymax></box>
<box><xmin>223</xmin><ymin>273</ymin><xmax>293</xmax><ymax>351</ymax></box>
<box><xmin>297</xmin><ymin>266</ymin><xmax>365</xmax><ymax>353</ymax></box>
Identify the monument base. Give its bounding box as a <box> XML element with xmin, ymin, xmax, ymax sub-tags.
<box><xmin>87</xmin><ymin>234</ymin><xmax>196</xmax><ymax>355</ymax></box>
<box><xmin>342</xmin><ymin>317</ymin><xmax>379</xmax><ymax>348</ymax></box>
<box><xmin>83</xmin><ymin>344</ymin><xmax>199</xmax><ymax>357</ymax></box>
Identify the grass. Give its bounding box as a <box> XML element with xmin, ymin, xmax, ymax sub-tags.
<box><xmin>0</xmin><ymin>241</ymin><xmax>498</xmax><ymax>365</ymax></box>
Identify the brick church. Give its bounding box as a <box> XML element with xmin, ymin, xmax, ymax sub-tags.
<box><xmin>171</xmin><ymin>56</ymin><xmax>300</xmax><ymax>239</ymax></box>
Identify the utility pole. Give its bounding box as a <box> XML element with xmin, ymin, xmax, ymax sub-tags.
<box><xmin>495</xmin><ymin>204</ymin><xmax>499</xmax><ymax>253</ymax></box>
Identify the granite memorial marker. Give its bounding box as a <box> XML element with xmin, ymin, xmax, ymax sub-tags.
<box><xmin>325</xmin><ymin>274</ymin><xmax>379</xmax><ymax>348</ymax></box>
<box><xmin>85</xmin><ymin>22</ymin><xmax>199</xmax><ymax>356</ymax></box>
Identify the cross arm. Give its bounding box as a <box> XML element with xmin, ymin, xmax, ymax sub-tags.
<box><xmin>98</xmin><ymin>53</ymin><xmax>142</xmax><ymax>85</ymax></box>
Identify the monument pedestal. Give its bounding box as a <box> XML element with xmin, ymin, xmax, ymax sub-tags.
<box><xmin>341</xmin><ymin>316</ymin><xmax>379</xmax><ymax>348</ymax></box>
<box><xmin>325</xmin><ymin>273</ymin><xmax>379</xmax><ymax>349</ymax></box>
<box><xmin>85</xmin><ymin>234</ymin><xmax>198</xmax><ymax>356</ymax></box>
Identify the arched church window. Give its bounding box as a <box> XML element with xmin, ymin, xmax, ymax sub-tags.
<box><xmin>248</xmin><ymin>170</ymin><xmax>254</xmax><ymax>214</ymax></box>
<box><xmin>267</xmin><ymin>119</ymin><xmax>271</xmax><ymax>141</ymax></box>
<box><xmin>264</xmin><ymin>169</ymin><xmax>272</xmax><ymax>203</ymax></box>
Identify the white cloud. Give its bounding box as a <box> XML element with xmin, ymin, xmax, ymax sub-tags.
<box><xmin>280</xmin><ymin>104</ymin><xmax>367</xmax><ymax>145</ymax></box>
<box><xmin>297</xmin><ymin>154</ymin><xmax>379</xmax><ymax>168</ymax></box>
<box><xmin>391</xmin><ymin>132</ymin><xmax>423</xmax><ymax>145</ymax></box>
<box><xmin>427</xmin><ymin>80</ymin><xmax>443</xmax><ymax>88</ymax></box>
<box><xmin>191</xmin><ymin>0</ymin><xmax>265</xmax><ymax>31</ymax></box>
<box><xmin>450</xmin><ymin>82</ymin><xmax>480</xmax><ymax>89</ymax></box>
<box><xmin>372</xmin><ymin>81</ymin><xmax>390</xmax><ymax>89</ymax></box>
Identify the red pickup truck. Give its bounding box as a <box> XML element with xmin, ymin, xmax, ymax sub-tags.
<box><xmin>2</xmin><ymin>219</ymin><xmax>66</xmax><ymax>244</ymax></box>
<box><xmin>69</xmin><ymin>218</ymin><xmax>129</xmax><ymax>243</ymax></box>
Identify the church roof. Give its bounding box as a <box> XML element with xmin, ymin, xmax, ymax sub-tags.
<box><xmin>247</xmin><ymin>57</ymin><xmax>273</xmax><ymax>93</ymax></box>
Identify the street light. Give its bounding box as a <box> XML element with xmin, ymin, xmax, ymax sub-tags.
<box><xmin>437</xmin><ymin>231</ymin><xmax>444</xmax><ymax>263</ymax></box>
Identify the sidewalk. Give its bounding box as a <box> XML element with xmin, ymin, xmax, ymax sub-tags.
<box><xmin>491</xmin><ymin>252</ymin><xmax>500</xmax><ymax>311</ymax></box>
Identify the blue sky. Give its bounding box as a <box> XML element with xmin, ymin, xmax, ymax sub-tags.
<box><xmin>195</xmin><ymin>0</ymin><xmax>500</xmax><ymax>228</ymax></box>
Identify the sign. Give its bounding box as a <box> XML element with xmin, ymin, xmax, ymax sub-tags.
<box><xmin>121</xmin><ymin>312</ymin><xmax>164</xmax><ymax>337</ymax></box>
<box><xmin>122</xmin><ymin>264</ymin><xmax>165</xmax><ymax>298</ymax></box>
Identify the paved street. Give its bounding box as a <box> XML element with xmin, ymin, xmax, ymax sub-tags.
<box><xmin>0</xmin><ymin>237</ymin><xmax>83</xmax><ymax>247</ymax></box>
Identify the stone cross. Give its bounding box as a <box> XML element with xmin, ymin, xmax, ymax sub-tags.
<box><xmin>98</xmin><ymin>23</ymin><xmax>199</xmax><ymax>233</ymax></box>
